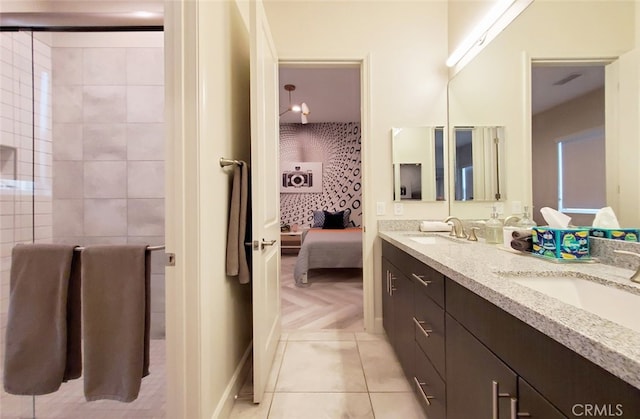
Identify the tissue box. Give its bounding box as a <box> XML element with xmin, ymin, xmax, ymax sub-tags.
<box><xmin>589</xmin><ymin>228</ymin><xmax>639</xmax><ymax>242</ymax></box>
<box><xmin>532</xmin><ymin>227</ymin><xmax>590</xmax><ymax>260</ymax></box>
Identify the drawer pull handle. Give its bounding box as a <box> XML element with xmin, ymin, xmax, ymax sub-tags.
<box><xmin>510</xmin><ymin>397</ymin><xmax>532</xmax><ymax>419</ymax></box>
<box><xmin>412</xmin><ymin>273</ymin><xmax>432</xmax><ymax>285</ymax></box>
<box><xmin>413</xmin><ymin>377</ymin><xmax>435</xmax><ymax>406</ymax></box>
<box><xmin>492</xmin><ymin>380</ymin><xmax>513</xmax><ymax>419</ymax></box>
<box><xmin>413</xmin><ymin>317</ymin><xmax>433</xmax><ymax>338</ymax></box>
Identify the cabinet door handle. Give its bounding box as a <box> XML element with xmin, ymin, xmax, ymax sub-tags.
<box><xmin>492</xmin><ymin>380</ymin><xmax>512</xmax><ymax>419</ymax></box>
<box><xmin>412</xmin><ymin>273</ymin><xmax>432</xmax><ymax>285</ymax></box>
<box><xmin>386</xmin><ymin>270</ymin><xmax>390</xmax><ymax>294</ymax></box>
<box><xmin>510</xmin><ymin>398</ymin><xmax>531</xmax><ymax>418</ymax></box>
<box><xmin>413</xmin><ymin>317</ymin><xmax>433</xmax><ymax>338</ymax></box>
<box><xmin>413</xmin><ymin>377</ymin><xmax>435</xmax><ymax>407</ymax></box>
<box><xmin>390</xmin><ymin>274</ymin><xmax>397</xmax><ymax>295</ymax></box>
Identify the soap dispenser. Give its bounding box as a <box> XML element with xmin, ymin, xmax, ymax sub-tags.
<box><xmin>517</xmin><ymin>205</ymin><xmax>537</xmax><ymax>229</ymax></box>
<box><xmin>485</xmin><ymin>206</ymin><xmax>503</xmax><ymax>244</ymax></box>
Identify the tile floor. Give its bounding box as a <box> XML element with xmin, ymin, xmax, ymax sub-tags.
<box><xmin>228</xmin><ymin>331</ymin><xmax>427</xmax><ymax>419</ymax></box>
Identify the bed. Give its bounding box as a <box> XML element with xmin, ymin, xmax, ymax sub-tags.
<box><xmin>293</xmin><ymin>227</ymin><xmax>363</xmax><ymax>286</ymax></box>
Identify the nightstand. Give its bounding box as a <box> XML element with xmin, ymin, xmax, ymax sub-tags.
<box><xmin>281</xmin><ymin>230</ymin><xmax>303</xmax><ymax>253</ymax></box>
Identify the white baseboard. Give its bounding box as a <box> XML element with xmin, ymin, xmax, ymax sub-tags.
<box><xmin>211</xmin><ymin>341</ymin><xmax>253</xmax><ymax>419</ymax></box>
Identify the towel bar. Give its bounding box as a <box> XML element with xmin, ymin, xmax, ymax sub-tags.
<box><xmin>74</xmin><ymin>245</ymin><xmax>165</xmax><ymax>252</ymax></box>
<box><xmin>220</xmin><ymin>157</ymin><xmax>243</xmax><ymax>167</ymax></box>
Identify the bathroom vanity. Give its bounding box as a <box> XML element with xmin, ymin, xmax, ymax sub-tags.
<box><xmin>380</xmin><ymin>231</ymin><xmax>640</xmax><ymax>418</ymax></box>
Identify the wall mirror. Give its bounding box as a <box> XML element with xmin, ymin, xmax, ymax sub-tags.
<box><xmin>447</xmin><ymin>1</ymin><xmax>636</xmax><ymax>224</ymax></box>
<box><xmin>392</xmin><ymin>126</ymin><xmax>445</xmax><ymax>202</ymax></box>
<box><xmin>453</xmin><ymin>126</ymin><xmax>504</xmax><ymax>201</ymax></box>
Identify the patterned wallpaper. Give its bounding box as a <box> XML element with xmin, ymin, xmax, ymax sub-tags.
<box><xmin>280</xmin><ymin>122</ymin><xmax>362</xmax><ymax>228</ymax></box>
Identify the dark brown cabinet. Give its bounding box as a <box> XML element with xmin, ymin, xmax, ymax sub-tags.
<box><xmin>446</xmin><ymin>314</ymin><xmax>517</xmax><ymax>419</ymax></box>
<box><xmin>446</xmin><ymin>314</ymin><xmax>566</xmax><ymax>419</ymax></box>
<box><xmin>446</xmin><ymin>274</ymin><xmax>640</xmax><ymax>418</ymax></box>
<box><xmin>381</xmin><ymin>254</ymin><xmax>414</xmax><ymax>378</ymax></box>
<box><xmin>381</xmin><ymin>238</ymin><xmax>640</xmax><ymax>419</ymax></box>
<box><xmin>382</xmin><ymin>241</ymin><xmax>446</xmax><ymax>419</ymax></box>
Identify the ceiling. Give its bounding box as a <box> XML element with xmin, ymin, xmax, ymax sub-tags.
<box><xmin>531</xmin><ymin>64</ymin><xmax>605</xmax><ymax>115</ymax></box>
<box><xmin>279</xmin><ymin>67</ymin><xmax>361</xmax><ymax>124</ymax></box>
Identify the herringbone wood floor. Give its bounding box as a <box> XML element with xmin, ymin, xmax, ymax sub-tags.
<box><xmin>280</xmin><ymin>254</ymin><xmax>364</xmax><ymax>331</ymax></box>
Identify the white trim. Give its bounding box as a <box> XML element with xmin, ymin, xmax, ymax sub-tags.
<box><xmin>210</xmin><ymin>342</ymin><xmax>253</xmax><ymax>419</ymax></box>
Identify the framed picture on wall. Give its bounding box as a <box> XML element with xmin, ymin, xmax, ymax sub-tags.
<box><xmin>281</xmin><ymin>162</ymin><xmax>323</xmax><ymax>193</ymax></box>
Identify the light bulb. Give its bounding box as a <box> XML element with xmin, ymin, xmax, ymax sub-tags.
<box><xmin>301</xmin><ymin>102</ymin><xmax>310</xmax><ymax>115</ymax></box>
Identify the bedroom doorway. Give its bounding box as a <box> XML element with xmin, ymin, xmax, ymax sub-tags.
<box><xmin>278</xmin><ymin>63</ymin><xmax>364</xmax><ymax>332</ymax></box>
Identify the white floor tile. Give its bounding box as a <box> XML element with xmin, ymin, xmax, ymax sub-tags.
<box><xmin>276</xmin><ymin>341</ymin><xmax>367</xmax><ymax>392</ymax></box>
<box><xmin>286</xmin><ymin>330</ymin><xmax>355</xmax><ymax>341</ymax></box>
<box><xmin>357</xmin><ymin>340</ymin><xmax>412</xmax><ymax>392</ymax></box>
<box><xmin>369</xmin><ymin>392</ymin><xmax>427</xmax><ymax>419</ymax></box>
<box><xmin>269</xmin><ymin>392</ymin><xmax>373</xmax><ymax>419</ymax></box>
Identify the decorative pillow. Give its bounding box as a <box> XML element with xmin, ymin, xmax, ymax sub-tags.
<box><xmin>312</xmin><ymin>210</ymin><xmax>325</xmax><ymax>228</ymax></box>
<box><xmin>322</xmin><ymin>210</ymin><xmax>346</xmax><ymax>229</ymax></box>
<box><xmin>313</xmin><ymin>208</ymin><xmax>352</xmax><ymax>228</ymax></box>
<box><xmin>342</xmin><ymin>208</ymin><xmax>351</xmax><ymax>227</ymax></box>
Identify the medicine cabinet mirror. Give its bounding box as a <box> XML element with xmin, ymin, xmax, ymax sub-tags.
<box><xmin>452</xmin><ymin>126</ymin><xmax>505</xmax><ymax>202</ymax></box>
<box><xmin>392</xmin><ymin>126</ymin><xmax>445</xmax><ymax>202</ymax></box>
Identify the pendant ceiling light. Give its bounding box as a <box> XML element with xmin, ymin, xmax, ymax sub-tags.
<box><xmin>279</xmin><ymin>84</ymin><xmax>310</xmax><ymax>124</ymax></box>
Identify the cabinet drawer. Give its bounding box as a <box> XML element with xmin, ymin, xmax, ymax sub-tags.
<box><xmin>382</xmin><ymin>240</ymin><xmax>445</xmax><ymax>307</ymax></box>
<box><xmin>414</xmin><ymin>284</ymin><xmax>445</xmax><ymax>379</ymax></box>
<box><xmin>414</xmin><ymin>345</ymin><xmax>446</xmax><ymax>419</ymax></box>
<box><xmin>407</xmin><ymin>256</ymin><xmax>444</xmax><ymax>308</ymax></box>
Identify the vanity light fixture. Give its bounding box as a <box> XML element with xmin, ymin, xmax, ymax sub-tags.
<box><xmin>446</xmin><ymin>0</ymin><xmax>533</xmax><ymax>69</ymax></box>
<box><xmin>279</xmin><ymin>84</ymin><xmax>310</xmax><ymax>124</ymax></box>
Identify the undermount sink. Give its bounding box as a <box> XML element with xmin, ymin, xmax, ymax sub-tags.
<box><xmin>495</xmin><ymin>271</ymin><xmax>640</xmax><ymax>333</ymax></box>
<box><xmin>402</xmin><ymin>232</ymin><xmax>468</xmax><ymax>245</ymax></box>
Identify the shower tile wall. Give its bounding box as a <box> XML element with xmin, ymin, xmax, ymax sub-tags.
<box><xmin>0</xmin><ymin>32</ymin><xmax>53</xmax><ymax>368</ymax></box>
<box><xmin>51</xmin><ymin>36</ymin><xmax>165</xmax><ymax>337</ymax></box>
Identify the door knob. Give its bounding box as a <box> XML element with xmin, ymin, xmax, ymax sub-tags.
<box><xmin>249</xmin><ymin>239</ymin><xmax>277</xmax><ymax>250</ymax></box>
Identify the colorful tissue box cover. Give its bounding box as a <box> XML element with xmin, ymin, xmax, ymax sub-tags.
<box><xmin>532</xmin><ymin>227</ymin><xmax>590</xmax><ymax>260</ymax></box>
<box><xmin>589</xmin><ymin>228</ymin><xmax>639</xmax><ymax>242</ymax></box>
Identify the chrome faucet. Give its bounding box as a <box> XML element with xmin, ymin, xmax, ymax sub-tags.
<box><xmin>614</xmin><ymin>250</ymin><xmax>640</xmax><ymax>283</ymax></box>
<box><xmin>444</xmin><ymin>216</ymin><xmax>466</xmax><ymax>239</ymax></box>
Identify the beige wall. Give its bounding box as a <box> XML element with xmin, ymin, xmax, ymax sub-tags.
<box><xmin>532</xmin><ymin>88</ymin><xmax>605</xmax><ymax>227</ymax></box>
<box><xmin>164</xmin><ymin>0</ymin><xmax>252</xmax><ymax>418</ymax></box>
<box><xmin>448</xmin><ymin>0</ymin><xmax>634</xmax><ymax>220</ymax></box>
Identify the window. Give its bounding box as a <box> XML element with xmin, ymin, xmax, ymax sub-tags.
<box><xmin>557</xmin><ymin>127</ymin><xmax>606</xmax><ymax>214</ymax></box>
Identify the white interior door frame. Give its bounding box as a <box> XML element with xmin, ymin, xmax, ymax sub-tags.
<box><xmin>278</xmin><ymin>57</ymin><xmax>374</xmax><ymax>332</ymax></box>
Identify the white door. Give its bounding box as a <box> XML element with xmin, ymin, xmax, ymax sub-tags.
<box><xmin>249</xmin><ymin>0</ymin><xmax>281</xmax><ymax>404</ymax></box>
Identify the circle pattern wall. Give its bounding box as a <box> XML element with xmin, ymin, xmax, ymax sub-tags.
<box><xmin>280</xmin><ymin>122</ymin><xmax>362</xmax><ymax>228</ymax></box>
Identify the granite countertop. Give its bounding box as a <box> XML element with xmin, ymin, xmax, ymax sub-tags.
<box><xmin>379</xmin><ymin>230</ymin><xmax>640</xmax><ymax>390</ymax></box>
